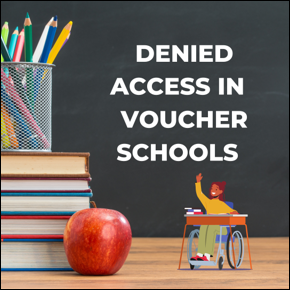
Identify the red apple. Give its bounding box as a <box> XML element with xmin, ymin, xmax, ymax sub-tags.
<box><xmin>64</xmin><ymin>208</ymin><xmax>132</xmax><ymax>275</ymax></box>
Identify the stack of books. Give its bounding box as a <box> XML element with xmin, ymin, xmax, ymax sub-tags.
<box><xmin>185</xmin><ymin>208</ymin><xmax>203</xmax><ymax>215</ymax></box>
<box><xmin>1</xmin><ymin>152</ymin><xmax>92</xmax><ymax>271</ymax></box>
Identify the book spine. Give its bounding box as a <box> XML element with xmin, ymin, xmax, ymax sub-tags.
<box><xmin>1</xmin><ymin>190</ymin><xmax>92</xmax><ymax>193</ymax></box>
<box><xmin>1</xmin><ymin>235</ymin><xmax>64</xmax><ymax>239</ymax></box>
<box><xmin>1</xmin><ymin>174</ymin><xmax>91</xmax><ymax>178</ymax></box>
<box><xmin>1</xmin><ymin>239</ymin><xmax>63</xmax><ymax>242</ymax></box>
<box><xmin>1</xmin><ymin>268</ymin><xmax>73</xmax><ymax>271</ymax></box>
<box><xmin>1</xmin><ymin>177</ymin><xmax>92</xmax><ymax>181</ymax></box>
<box><xmin>1</xmin><ymin>212</ymin><xmax>77</xmax><ymax>216</ymax></box>
<box><xmin>1</xmin><ymin>216</ymin><xmax>71</xmax><ymax>219</ymax></box>
<box><xmin>1</xmin><ymin>192</ymin><xmax>93</xmax><ymax>197</ymax></box>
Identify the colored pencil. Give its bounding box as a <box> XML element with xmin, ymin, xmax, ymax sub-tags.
<box><xmin>1</xmin><ymin>112</ymin><xmax>11</xmax><ymax>149</ymax></box>
<box><xmin>24</xmin><ymin>13</ymin><xmax>34</xmax><ymax>110</ymax></box>
<box><xmin>1</xmin><ymin>82</ymin><xmax>38</xmax><ymax>149</ymax></box>
<box><xmin>1</xmin><ymin>22</ymin><xmax>9</xmax><ymax>62</ymax></box>
<box><xmin>2</xmin><ymin>35</ymin><xmax>33</xmax><ymax>113</ymax></box>
<box><xmin>34</xmin><ymin>67</ymin><xmax>45</xmax><ymax>101</ymax></box>
<box><xmin>13</xmin><ymin>29</ymin><xmax>24</xmax><ymax>62</ymax></box>
<box><xmin>61</xmin><ymin>33</ymin><xmax>70</xmax><ymax>50</ymax></box>
<box><xmin>1</xmin><ymin>101</ymin><xmax>19</xmax><ymax>149</ymax></box>
<box><xmin>8</xmin><ymin>27</ymin><xmax>19</xmax><ymax>59</ymax></box>
<box><xmin>24</xmin><ymin>13</ymin><xmax>33</xmax><ymax>62</ymax></box>
<box><xmin>39</xmin><ymin>16</ymin><xmax>57</xmax><ymax>63</ymax></box>
<box><xmin>47</xmin><ymin>21</ymin><xmax>72</xmax><ymax>64</ymax></box>
<box><xmin>32</xmin><ymin>17</ymin><xmax>54</xmax><ymax>100</ymax></box>
<box><xmin>1</xmin><ymin>70</ymin><xmax>49</xmax><ymax>149</ymax></box>
<box><xmin>1</xmin><ymin>36</ymin><xmax>33</xmax><ymax>115</ymax></box>
<box><xmin>1</xmin><ymin>35</ymin><xmax>11</xmax><ymax>61</ymax></box>
<box><xmin>33</xmin><ymin>17</ymin><xmax>53</xmax><ymax>63</ymax></box>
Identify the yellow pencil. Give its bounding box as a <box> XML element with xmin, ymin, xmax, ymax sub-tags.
<box><xmin>1</xmin><ymin>112</ymin><xmax>11</xmax><ymax>149</ymax></box>
<box><xmin>47</xmin><ymin>21</ymin><xmax>72</xmax><ymax>64</ymax></box>
<box><xmin>2</xmin><ymin>101</ymin><xmax>19</xmax><ymax>149</ymax></box>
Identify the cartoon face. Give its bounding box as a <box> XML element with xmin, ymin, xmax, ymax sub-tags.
<box><xmin>210</xmin><ymin>184</ymin><xmax>223</xmax><ymax>198</ymax></box>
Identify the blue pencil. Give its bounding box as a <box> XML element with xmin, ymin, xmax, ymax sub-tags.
<box><xmin>34</xmin><ymin>67</ymin><xmax>45</xmax><ymax>101</ymax></box>
<box><xmin>8</xmin><ymin>27</ymin><xmax>19</xmax><ymax>60</ymax></box>
<box><xmin>35</xmin><ymin>16</ymin><xmax>57</xmax><ymax>100</ymax></box>
<box><xmin>1</xmin><ymin>83</ymin><xmax>38</xmax><ymax>149</ymax></box>
<box><xmin>39</xmin><ymin>16</ymin><xmax>57</xmax><ymax>63</ymax></box>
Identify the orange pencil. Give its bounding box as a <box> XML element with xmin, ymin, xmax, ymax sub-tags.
<box><xmin>1</xmin><ymin>101</ymin><xmax>19</xmax><ymax>149</ymax></box>
<box><xmin>13</xmin><ymin>29</ymin><xmax>24</xmax><ymax>62</ymax></box>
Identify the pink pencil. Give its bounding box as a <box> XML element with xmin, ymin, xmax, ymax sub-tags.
<box><xmin>13</xmin><ymin>29</ymin><xmax>24</xmax><ymax>62</ymax></box>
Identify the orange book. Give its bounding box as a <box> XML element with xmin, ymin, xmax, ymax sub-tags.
<box><xmin>1</xmin><ymin>101</ymin><xmax>19</xmax><ymax>149</ymax></box>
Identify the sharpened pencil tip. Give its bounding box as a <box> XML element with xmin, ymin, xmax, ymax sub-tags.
<box><xmin>54</xmin><ymin>16</ymin><xmax>58</xmax><ymax>21</ymax></box>
<box><xmin>4</xmin><ymin>21</ymin><xmax>9</xmax><ymax>25</ymax></box>
<box><xmin>69</xmin><ymin>21</ymin><xmax>73</xmax><ymax>25</ymax></box>
<box><xmin>15</xmin><ymin>27</ymin><xmax>19</xmax><ymax>31</ymax></box>
<box><xmin>26</xmin><ymin>12</ymin><xmax>30</xmax><ymax>18</ymax></box>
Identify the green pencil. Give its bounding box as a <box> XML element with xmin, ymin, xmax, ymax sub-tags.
<box><xmin>1</xmin><ymin>35</ymin><xmax>11</xmax><ymax>61</ymax></box>
<box><xmin>24</xmin><ymin>13</ymin><xmax>34</xmax><ymax>110</ymax></box>
<box><xmin>1</xmin><ymin>22</ymin><xmax>9</xmax><ymax>62</ymax></box>
<box><xmin>24</xmin><ymin>13</ymin><xmax>33</xmax><ymax>62</ymax></box>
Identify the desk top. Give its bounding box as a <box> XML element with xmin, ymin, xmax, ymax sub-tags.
<box><xmin>184</xmin><ymin>214</ymin><xmax>248</xmax><ymax>225</ymax></box>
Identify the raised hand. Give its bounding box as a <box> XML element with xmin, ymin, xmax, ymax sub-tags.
<box><xmin>196</xmin><ymin>173</ymin><xmax>203</xmax><ymax>183</ymax></box>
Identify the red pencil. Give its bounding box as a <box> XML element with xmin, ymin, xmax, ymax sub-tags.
<box><xmin>12</xmin><ymin>29</ymin><xmax>24</xmax><ymax>62</ymax></box>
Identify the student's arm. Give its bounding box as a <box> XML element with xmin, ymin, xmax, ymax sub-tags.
<box><xmin>195</xmin><ymin>173</ymin><xmax>209</xmax><ymax>210</ymax></box>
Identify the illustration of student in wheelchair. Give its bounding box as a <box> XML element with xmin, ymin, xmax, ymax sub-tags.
<box><xmin>187</xmin><ymin>173</ymin><xmax>245</xmax><ymax>270</ymax></box>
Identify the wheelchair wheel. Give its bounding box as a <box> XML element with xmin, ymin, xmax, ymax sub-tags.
<box><xmin>227</xmin><ymin>230</ymin><xmax>244</xmax><ymax>269</ymax></box>
<box><xmin>218</xmin><ymin>256</ymin><xmax>224</xmax><ymax>270</ymax></box>
<box><xmin>187</xmin><ymin>229</ymin><xmax>201</xmax><ymax>270</ymax></box>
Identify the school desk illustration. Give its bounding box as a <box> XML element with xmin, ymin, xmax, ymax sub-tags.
<box><xmin>179</xmin><ymin>173</ymin><xmax>252</xmax><ymax>270</ymax></box>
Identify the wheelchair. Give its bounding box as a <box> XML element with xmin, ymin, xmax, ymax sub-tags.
<box><xmin>187</xmin><ymin>202</ymin><xmax>245</xmax><ymax>270</ymax></box>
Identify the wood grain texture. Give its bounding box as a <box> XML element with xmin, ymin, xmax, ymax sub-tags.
<box><xmin>1</xmin><ymin>237</ymin><xmax>289</xmax><ymax>289</ymax></box>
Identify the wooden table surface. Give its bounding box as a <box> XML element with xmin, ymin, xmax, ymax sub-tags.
<box><xmin>1</xmin><ymin>237</ymin><xmax>289</xmax><ymax>289</ymax></box>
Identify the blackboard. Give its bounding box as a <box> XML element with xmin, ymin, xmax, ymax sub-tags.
<box><xmin>1</xmin><ymin>1</ymin><xmax>289</xmax><ymax>237</ymax></box>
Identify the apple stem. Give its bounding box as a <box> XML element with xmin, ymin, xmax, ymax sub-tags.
<box><xmin>90</xmin><ymin>201</ymin><xmax>97</xmax><ymax>208</ymax></box>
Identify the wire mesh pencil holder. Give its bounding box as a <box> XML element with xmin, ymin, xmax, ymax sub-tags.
<box><xmin>1</xmin><ymin>62</ymin><xmax>54</xmax><ymax>152</ymax></box>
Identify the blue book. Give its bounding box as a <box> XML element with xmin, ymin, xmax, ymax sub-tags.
<box><xmin>1</xmin><ymin>238</ymin><xmax>72</xmax><ymax>271</ymax></box>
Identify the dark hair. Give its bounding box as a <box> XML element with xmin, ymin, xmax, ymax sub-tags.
<box><xmin>209</xmin><ymin>181</ymin><xmax>226</xmax><ymax>201</ymax></box>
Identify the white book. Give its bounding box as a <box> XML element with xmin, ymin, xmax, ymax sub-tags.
<box><xmin>1</xmin><ymin>218</ymin><xmax>69</xmax><ymax>235</ymax></box>
<box><xmin>1</xmin><ymin>196</ymin><xmax>90</xmax><ymax>212</ymax></box>
<box><xmin>1</xmin><ymin>178</ymin><xmax>91</xmax><ymax>192</ymax></box>
<box><xmin>1</xmin><ymin>241</ymin><xmax>71</xmax><ymax>270</ymax></box>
